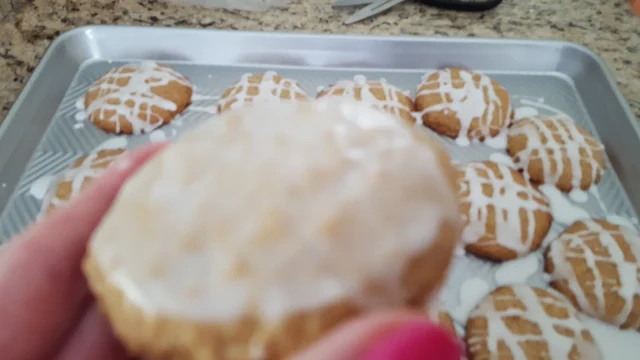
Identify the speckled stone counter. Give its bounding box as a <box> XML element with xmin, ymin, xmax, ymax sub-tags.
<box><xmin>0</xmin><ymin>0</ymin><xmax>638</xmax><ymax>122</ymax></box>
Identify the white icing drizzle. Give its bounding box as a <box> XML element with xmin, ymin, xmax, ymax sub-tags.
<box><xmin>89</xmin><ymin>99</ymin><xmax>460</xmax><ymax>323</ymax></box>
<box><xmin>318</xmin><ymin>75</ymin><xmax>413</xmax><ymax>124</ymax></box>
<box><xmin>458</xmin><ymin>162</ymin><xmax>551</xmax><ymax>258</ymax></box>
<box><xmin>494</xmin><ymin>254</ymin><xmax>540</xmax><ymax>286</ymax></box>
<box><xmin>216</xmin><ymin>71</ymin><xmax>307</xmax><ymax>113</ymax></box>
<box><xmin>467</xmin><ymin>286</ymin><xmax>601</xmax><ymax>360</ymax></box>
<box><xmin>416</xmin><ymin>68</ymin><xmax>511</xmax><ymax>147</ymax></box>
<box><xmin>540</xmin><ymin>185</ymin><xmax>591</xmax><ymax>226</ymax></box>
<box><xmin>508</xmin><ymin>116</ymin><xmax>605</xmax><ymax>190</ymax></box>
<box><xmin>73</xmin><ymin>123</ymin><xmax>84</xmax><ymax>130</ymax></box>
<box><xmin>85</xmin><ymin>61</ymin><xmax>192</xmax><ymax>135</ymax></box>
<box><xmin>46</xmin><ymin>149</ymin><xmax>126</xmax><ymax>209</ymax></box>
<box><xmin>29</xmin><ymin>175</ymin><xmax>54</xmax><ymax>200</ymax></box>
<box><xmin>546</xmin><ymin>219</ymin><xmax>640</xmax><ymax>329</ymax></box>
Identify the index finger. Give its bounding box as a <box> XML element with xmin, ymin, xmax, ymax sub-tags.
<box><xmin>0</xmin><ymin>143</ymin><xmax>166</xmax><ymax>360</ymax></box>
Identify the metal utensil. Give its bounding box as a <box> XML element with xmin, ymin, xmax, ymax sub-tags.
<box><xmin>333</xmin><ymin>0</ymin><xmax>376</xmax><ymax>6</ymax></box>
<box><xmin>344</xmin><ymin>0</ymin><xmax>504</xmax><ymax>24</ymax></box>
<box><xmin>344</xmin><ymin>0</ymin><xmax>406</xmax><ymax>24</ymax></box>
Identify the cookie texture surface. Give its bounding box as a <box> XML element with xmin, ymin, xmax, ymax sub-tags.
<box><xmin>83</xmin><ymin>99</ymin><xmax>461</xmax><ymax>360</ymax></box>
<box><xmin>317</xmin><ymin>75</ymin><xmax>415</xmax><ymax>126</ymax></box>
<box><xmin>507</xmin><ymin>117</ymin><xmax>606</xmax><ymax>192</ymax></box>
<box><xmin>217</xmin><ymin>71</ymin><xmax>307</xmax><ymax>114</ymax></box>
<box><xmin>43</xmin><ymin>148</ymin><xmax>126</xmax><ymax>215</ymax></box>
<box><xmin>84</xmin><ymin>62</ymin><xmax>192</xmax><ymax>135</ymax></box>
<box><xmin>415</xmin><ymin>68</ymin><xmax>512</xmax><ymax>147</ymax></box>
<box><xmin>545</xmin><ymin>219</ymin><xmax>640</xmax><ymax>330</ymax></box>
<box><xmin>465</xmin><ymin>285</ymin><xmax>601</xmax><ymax>360</ymax></box>
<box><xmin>458</xmin><ymin>161</ymin><xmax>553</xmax><ymax>261</ymax></box>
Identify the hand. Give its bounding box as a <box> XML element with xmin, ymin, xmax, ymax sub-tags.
<box><xmin>0</xmin><ymin>143</ymin><xmax>462</xmax><ymax>360</ymax></box>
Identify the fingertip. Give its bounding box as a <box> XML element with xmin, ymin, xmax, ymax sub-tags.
<box><xmin>359</xmin><ymin>321</ymin><xmax>463</xmax><ymax>360</ymax></box>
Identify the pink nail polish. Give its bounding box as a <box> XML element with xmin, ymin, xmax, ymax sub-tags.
<box><xmin>360</xmin><ymin>322</ymin><xmax>462</xmax><ymax>360</ymax></box>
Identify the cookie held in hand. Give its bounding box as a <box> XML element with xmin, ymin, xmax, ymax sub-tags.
<box><xmin>83</xmin><ymin>99</ymin><xmax>462</xmax><ymax>360</ymax></box>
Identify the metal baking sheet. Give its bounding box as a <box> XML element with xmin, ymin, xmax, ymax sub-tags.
<box><xmin>1</xmin><ymin>26</ymin><xmax>639</xmax><ymax>356</ymax></box>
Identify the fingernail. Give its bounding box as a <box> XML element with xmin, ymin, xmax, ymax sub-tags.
<box><xmin>359</xmin><ymin>322</ymin><xmax>462</xmax><ymax>360</ymax></box>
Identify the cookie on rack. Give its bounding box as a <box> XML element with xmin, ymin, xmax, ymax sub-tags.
<box><xmin>43</xmin><ymin>148</ymin><xmax>126</xmax><ymax>214</ymax></box>
<box><xmin>217</xmin><ymin>71</ymin><xmax>308</xmax><ymax>114</ymax></box>
<box><xmin>415</xmin><ymin>68</ymin><xmax>513</xmax><ymax>147</ymax></box>
<box><xmin>465</xmin><ymin>285</ymin><xmax>601</xmax><ymax>360</ymax></box>
<box><xmin>316</xmin><ymin>75</ymin><xmax>415</xmax><ymax>126</ymax></box>
<box><xmin>458</xmin><ymin>161</ymin><xmax>553</xmax><ymax>261</ymax></box>
<box><xmin>507</xmin><ymin>116</ymin><xmax>606</xmax><ymax>192</ymax></box>
<box><xmin>545</xmin><ymin>218</ymin><xmax>640</xmax><ymax>330</ymax></box>
<box><xmin>83</xmin><ymin>99</ymin><xmax>462</xmax><ymax>360</ymax></box>
<box><xmin>84</xmin><ymin>62</ymin><xmax>193</xmax><ymax>135</ymax></box>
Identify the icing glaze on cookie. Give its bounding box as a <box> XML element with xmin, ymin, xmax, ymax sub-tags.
<box><xmin>546</xmin><ymin>219</ymin><xmax>640</xmax><ymax>329</ymax></box>
<box><xmin>466</xmin><ymin>285</ymin><xmax>601</xmax><ymax>360</ymax></box>
<box><xmin>217</xmin><ymin>71</ymin><xmax>307</xmax><ymax>113</ymax></box>
<box><xmin>89</xmin><ymin>99</ymin><xmax>460</xmax><ymax>323</ymax></box>
<box><xmin>507</xmin><ymin>116</ymin><xmax>605</xmax><ymax>191</ymax></box>
<box><xmin>317</xmin><ymin>75</ymin><xmax>414</xmax><ymax>125</ymax></box>
<box><xmin>85</xmin><ymin>62</ymin><xmax>192</xmax><ymax>135</ymax></box>
<box><xmin>416</xmin><ymin>68</ymin><xmax>512</xmax><ymax>148</ymax></box>
<box><xmin>458</xmin><ymin>161</ymin><xmax>552</xmax><ymax>259</ymax></box>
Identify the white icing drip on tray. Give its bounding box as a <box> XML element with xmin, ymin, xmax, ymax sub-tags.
<box><xmin>606</xmin><ymin>215</ymin><xmax>639</xmax><ymax>231</ymax></box>
<box><xmin>508</xmin><ymin>116</ymin><xmax>605</xmax><ymax>190</ymax></box>
<box><xmin>467</xmin><ymin>286</ymin><xmax>601</xmax><ymax>360</ymax></box>
<box><xmin>547</xmin><ymin>219</ymin><xmax>640</xmax><ymax>328</ymax></box>
<box><xmin>488</xmin><ymin>152</ymin><xmax>515</xmax><ymax>167</ymax></box>
<box><xmin>459</xmin><ymin>162</ymin><xmax>550</xmax><ymax>257</ymax></box>
<box><xmin>90</xmin><ymin>99</ymin><xmax>460</xmax><ymax>323</ymax></box>
<box><xmin>187</xmin><ymin>106</ymin><xmax>218</xmax><ymax>115</ymax></box>
<box><xmin>149</xmin><ymin>130</ymin><xmax>167</xmax><ymax>143</ymax></box>
<box><xmin>318</xmin><ymin>75</ymin><xmax>412</xmax><ymax>124</ymax></box>
<box><xmin>217</xmin><ymin>71</ymin><xmax>307</xmax><ymax>113</ymax></box>
<box><xmin>519</xmin><ymin>99</ymin><xmax>573</xmax><ymax>120</ymax></box>
<box><xmin>540</xmin><ymin>185</ymin><xmax>591</xmax><ymax>226</ymax></box>
<box><xmin>416</xmin><ymin>68</ymin><xmax>511</xmax><ymax>148</ymax></box>
<box><xmin>581</xmin><ymin>315</ymin><xmax>640</xmax><ymax>359</ymax></box>
<box><xmin>191</xmin><ymin>93</ymin><xmax>219</xmax><ymax>102</ymax></box>
<box><xmin>95</xmin><ymin>137</ymin><xmax>128</xmax><ymax>151</ymax></box>
<box><xmin>513</xmin><ymin>106</ymin><xmax>539</xmax><ymax>121</ymax></box>
<box><xmin>494</xmin><ymin>254</ymin><xmax>540</xmax><ymax>286</ymax></box>
<box><xmin>450</xmin><ymin>278</ymin><xmax>490</xmax><ymax>325</ymax></box>
<box><xmin>569</xmin><ymin>188</ymin><xmax>589</xmax><ymax>203</ymax></box>
<box><xmin>84</xmin><ymin>61</ymin><xmax>192</xmax><ymax>135</ymax></box>
<box><xmin>29</xmin><ymin>175</ymin><xmax>54</xmax><ymax>200</ymax></box>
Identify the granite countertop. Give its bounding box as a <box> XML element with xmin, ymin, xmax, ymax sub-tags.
<box><xmin>0</xmin><ymin>0</ymin><xmax>638</xmax><ymax>122</ymax></box>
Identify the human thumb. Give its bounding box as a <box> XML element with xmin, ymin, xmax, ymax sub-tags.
<box><xmin>290</xmin><ymin>310</ymin><xmax>462</xmax><ymax>360</ymax></box>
